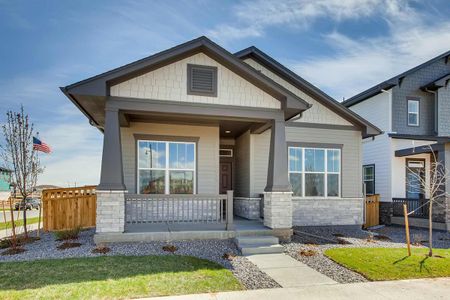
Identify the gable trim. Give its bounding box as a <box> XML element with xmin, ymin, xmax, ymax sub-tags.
<box><xmin>235</xmin><ymin>47</ymin><xmax>382</xmax><ymax>137</ymax></box>
<box><xmin>63</xmin><ymin>36</ymin><xmax>310</xmax><ymax>113</ymax></box>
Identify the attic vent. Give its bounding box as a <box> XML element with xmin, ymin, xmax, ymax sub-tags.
<box><xmin>187</xmin><ymin>64</ymin><xmax>217</xmax><ymax>97</ymax></box>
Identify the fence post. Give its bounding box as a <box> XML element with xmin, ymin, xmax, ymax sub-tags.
<box><xmin>226</xmin><ymin>190</ymin><xmax>234</xmax><ymax>230</ymax></box>
<box><xmin>403</xmin><ymin>203</ymin><xmax>411</xmax><ymax>256</ymax></box>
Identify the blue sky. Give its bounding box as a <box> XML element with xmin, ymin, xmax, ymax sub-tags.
<box><xmin>1</xmin><ymin>0</ymin><xmax>449</xmax><ymax>186</ymax></box>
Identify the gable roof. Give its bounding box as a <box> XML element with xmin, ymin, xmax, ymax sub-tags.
<box><xmin>61</xmin><ymin>36</ymin><xmax>311</xmax><ymax>125</ymax></box>
<box><xmin>343</xmin><ymin>50</ymin><xmax>450</xmax><ymax>107</ymax></box>
<box><xmin>235</xmin><ymin>46</ymin><xmax>382</xmax><ymax>137</ymax></box>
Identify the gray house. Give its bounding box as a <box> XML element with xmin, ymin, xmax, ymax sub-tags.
<box><xmin>344</xmin><ymin>50</ymin><xmax>450</xmax><ymax>231</ymax></box>
<box><xmin>62</xmin><ymin>37</ymin><xmax>380</xmax><ymax>242</ymax></box>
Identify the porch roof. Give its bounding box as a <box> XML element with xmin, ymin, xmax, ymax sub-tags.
<box><xmin>394</xmin><ymin>143</ymin><xmax>444</xmax><ymax>157</ymax></box>
<box><xmin>60</xmin><ymin>36</ymin><xmax>311</xmax><ymax>128</ymax></box>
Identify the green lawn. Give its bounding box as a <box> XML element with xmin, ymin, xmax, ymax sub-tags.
<box><xmin>0</xmin><ymin>255</ymin><xmax>242</xmax><ymax>299</ymax></box>
<box><xmin>325</xmin><ymin>247</ymin><xmax>450</xmax><ymax>281</ymax></box>
<box><xmin>0</xmin><ymin>217</ymin><xmax>41</xmax><ymax>230</ymax></box>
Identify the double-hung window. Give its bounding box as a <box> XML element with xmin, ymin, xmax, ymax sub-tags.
<box><xmin>363</xmin><ymin>165</ymin><xmax>375</xmax><ymax>195</ymax></box>
<box><xmin>407</xmin><ymin>99</ymin><xmax>419</xmax><ymax>126</ymax></box>
<box><xmin>137</xmin><ymin>140</ymin><xmax>196</xmax><ymax>194</ymax></box>
<box><xmin>288</xmin><ymin>147</ymin><xmax>341</xmax><ymax>197</ymax></box>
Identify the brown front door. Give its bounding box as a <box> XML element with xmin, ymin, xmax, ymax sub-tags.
<box><xmin>220</xmin><ymin>162</ymin><xmax>232</xmax><ymax>194</ymax></box>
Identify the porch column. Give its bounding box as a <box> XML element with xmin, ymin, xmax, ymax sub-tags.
<box><xmin>264</xmin><ymin>119</ymin><xmax>293</xmax><ymax>238</ymax></box>
<box><xmin>96</xmin><ymin>107</ymin><xmax>126</xmax><ymax>235</ymax></box>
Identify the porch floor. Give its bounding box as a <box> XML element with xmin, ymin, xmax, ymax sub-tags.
<box><xmin>124</xmin><ymin>217</ymin><xmax>268</xmax><ymax>233</ymax></box>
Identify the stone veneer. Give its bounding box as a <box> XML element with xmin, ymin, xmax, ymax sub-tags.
<box><xmin>96</xmin><ymin>191</ymin><xmax>125</xmax><ymax>233</ymax></box>
<box><xmin>292</xmin><ymin>198</ymin><xmax>364</xmax><ymax>226</ymax></box>
<box><xmin>233</xmin><ymin>197</ymin><xmax>261</xmax><ymax>220</ymax></box>
<box><xmin>379</xmin><ymin>201</ymin><xmax>393</xmax><ymax>225</ymax></box>
<box><xmin>263</xmin><ymin>192</ymin><xmax>293</xmax><ymax>229</ymax></box>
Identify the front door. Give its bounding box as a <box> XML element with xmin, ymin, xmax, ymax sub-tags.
<box><xmin>406</xmin><ymin>159</ymin><xmax>425</xmax><ymax>199</ymax></box>
<box><xmin>220</xmin><ymin>162</ymin><xmax>232</xmax><ymax>194</ymax></box>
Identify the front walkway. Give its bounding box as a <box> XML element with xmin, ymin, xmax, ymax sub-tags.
<box><xmin>245</xmin><ymin>253</ymin><xmax>336</xmax><ymax>287</ymax></box>
<box><xmin>144</xmin><ymin>277</ymin><xmax>450</xmax><ymax>300</ymax></box>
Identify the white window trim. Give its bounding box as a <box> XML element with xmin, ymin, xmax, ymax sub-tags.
<box><xmin>363</xmin><ymin>165</ymin><xmax>375</xmax><ymax>195</ymax></box>
<box><xmin>407</xmin><ymin>99</ymin><xmax>419</xmax><ymax>126</ymax></box>
<box><xmin>137</xmin><ymin>140</ymin><xmax>196</xmax><ymax>195</ymax></box>
<box><xmin>288</xmin><ymin>147</ymin><xmax>341</xmax><ymax>198</ymax></box>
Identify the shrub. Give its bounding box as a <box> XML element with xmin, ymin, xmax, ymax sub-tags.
<box><xmin>92</xmin><ymin>244</ymin><xmax>111</xmax><ymax>254</ymax></box>
<box><xmin>57</xmin><ymin>242</ymin><xmax>82</xmax><ymax>250</ymax></box>
<box><xmin>300</xmin><ymin>249</ymin><xmax>317</xmax><ymax>256</ymax></box>
<box><xmin>54</xmin><ymin>227</ymin><xmax>81</xmax><ymax>241</ymax></box>
<box><xmin>162</xmin><ymin>245</ymin><xmax>178</xmax><ymax>253</ymax></box>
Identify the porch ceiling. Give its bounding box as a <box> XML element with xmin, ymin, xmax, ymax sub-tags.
<box><xmin>125</xmin><ymin>111</ymin><xmax>265</xmax><ymax>138</ymax></box>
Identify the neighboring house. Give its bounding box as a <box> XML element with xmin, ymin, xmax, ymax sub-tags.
<box><xmin>0</xmin><ymin>167</ymin><xmax>12</xmax><ymax>201</ymax></box>
<box><xmin>343</xmin><ymin>51</ymin><xmax>450</xmax><ymax>231</ymax></box>
<box><xmin>61</xmin><ymin>36</ymin><xmax>380</xmax><ymax>242</ymax></box>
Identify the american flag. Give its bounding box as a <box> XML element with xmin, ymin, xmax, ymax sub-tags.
<box><xmin>33</xmin><ymin>137</ymin><xmax>51</xmax><ymax>153</ymax></box>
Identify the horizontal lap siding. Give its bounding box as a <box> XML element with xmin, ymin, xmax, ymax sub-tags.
<box><xmin>121</xmin><ymin>122</ymin><xmax>219</xmax><ymax>194</ymax></box>
<box><xmin>234</xmin><ymin>131</ymin><xmax>251</xmax><ymax>197</ymax></box>
<box><xmin>286</xmin><ymin>127</ymin><xmax>362</xmax><ymax>198</ymax></box>
<box><xmin>250</xmin><ymin>130</ymin><xmax>270</xmax><ymax>197</ymax></box>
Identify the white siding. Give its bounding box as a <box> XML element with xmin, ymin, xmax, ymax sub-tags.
<box><xmin>351</xmin><ymin>89</ymin><xmax>392</xmax><ymax>132</ymax></box>
<box><xmin>111</xmin><ymin>53</ymin><xmax>280</xmax><ymax>109</ymax></box>
<box><xmin>234</xmin><ymin>131</ymin><xmax>251</xmax><ymax>197</ymax></box>
<box><xmin>120</xmin><ymin>122</ymin><xmax>219</xmax><ymax>194</ymax></box>
<box><xmin>350</xmin><ymin>90</ymin><xmax>393</xmax><ymax>202</ymax></box>
<box><xmin>243</xmin><ymin>58</ymin><xmax>352</xmax><ymax>126</ymax></box>
<box><xmin>391</xmin><ymin>139</ymin><xmax>436</xmax><ymax>199</ymax></box>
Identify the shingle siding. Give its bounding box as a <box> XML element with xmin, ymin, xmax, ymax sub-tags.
<box><xmin>437</xmin><ymin>86</ymin><xmax>450</xmax><ymax>136</ymax></box>
<box><xmin>392</xmin><ymin>57</ymin><xmax>450</xmax><ymax>135</ymax></box>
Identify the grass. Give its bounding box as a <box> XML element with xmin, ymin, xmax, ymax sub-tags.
<box><xmin>0</xmin><ymin>217</ymin><xmax>41</xmax><ymax>231</ymax></box>
<box><xmin>325</xmin><ymin>247</ymin><xmax>450</xmax><ymax>281</ymax></box>
<box><xmin>0</xmin><ymin>255</ymin><xmax>242</xmax><ymax>299</ymax></box>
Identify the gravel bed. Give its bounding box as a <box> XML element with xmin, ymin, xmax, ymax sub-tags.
<box><xmin>0</xmin><ymin>229</ymin><xmax>279</xmax><ymax>290</ymax></box>
<box><xmin>283</xmin><ymin>225</ymin><xmax>450</xmax><ymax>284</ymax></box>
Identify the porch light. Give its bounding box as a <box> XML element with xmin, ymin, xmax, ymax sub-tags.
<box><xmin>225</xmin><ymin>130</ymin><xmax>231</xmax><ymax>134</ymax></box>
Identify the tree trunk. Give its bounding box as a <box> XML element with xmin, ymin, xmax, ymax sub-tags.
<box><xmin>22</xmin><ymin>201</ymin><xmax>28</xmax><ymax>238</ymax></box>
<box><xmin>428</xmin><ymin>200</ymin><xmax>433</xmax><ymax>257</ymax></box>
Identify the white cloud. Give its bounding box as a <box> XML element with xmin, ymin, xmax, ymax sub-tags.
<box><xmin>292</xmin><ymin>22</ymin><xmax>450</xmax><ymax>100</ymax></box>
<box><xmin>37</xmin><ymin>122</ymin><xmax>102</xmax><ymax>187</ymax></box>
<box><xmin>208</xmin><ymin>0</ymin><xmax>399</xmax><ymax>42</ymax></box>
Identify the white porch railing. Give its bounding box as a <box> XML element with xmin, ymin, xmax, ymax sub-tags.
<box><xmin>125</xmin><ymin>191</ymin><xmax>234</xmax><ymax>230</ymax></box>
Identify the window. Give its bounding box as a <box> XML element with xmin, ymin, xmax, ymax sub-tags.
<box><xmin>288</xmin><ymin>147</ymin><xmax>341</xmax><ymax>197</ymax></box>
<box><xmin>407</xmin><ymin>99</ymin><xmax>419</xmax><ymax>126</ymax></box>
<box><xmin>363</xmin><ymin>165</ymin><xmax>375</xmax><ymax>195</ymax></box>
<box><xmin>187</xmin><ymin>64</ymin><xmax>217</xmax><ymax>97</ymax></box>
<box><xmin>219</xmin><ymin>149</ymin><xmax>233</xmax><ymax>157</ymax></box>
<box><xmin>406</xmin><ymin>160</ymin><xmax>425</xmax><ymax>199</ymax></box>
<box><xmin>137</xmin><ymin>140</ymin><xmax>195</xmax><ymax>194</ymax></box>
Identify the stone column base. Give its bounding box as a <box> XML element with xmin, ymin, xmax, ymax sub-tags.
<box><xmin>96</xmin><ymin>190</ymin><xmax>125</xmax><ymax>233</ymax></box>
<box><xmin>263</xmin><ymin>191</ymin><xmax>293</xmax><ymax>229</ymax></box>
<box><xmin>272</xmin><ymin>228</ymin><xmax>293</xmax><ymax>242</ymax></box>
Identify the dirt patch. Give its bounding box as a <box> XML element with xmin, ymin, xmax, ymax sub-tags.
<box><xmin>374</xmin><ymin>235</ymin><xmax>392</xmax><ymax>241</ymax></box>
<box><xmin>162</xmin><ymin>245</ymin><xmax>178</xmax><ymax>253</ymax></box>
<box><xmin>336</xmin><ymin>237</ymin><xmax>352</xmax><ymax>245</ymax></box>
<box><xmin>1</xmin><ymin>247</ymin><xmax>26</xmax><ymax>255</ymax></box>
<box><xmin>222</xmin><ymin>252</ymin><xmax>236</xmax><ymax>261</ymax></box>
<box><xmin>57</xmin><ymin>242</ymin><xmax>82</xmax><ymax>250</ymax></box>
<box><xmin>299</xmin><ymin>249</ymin><xmax>317</xmax><ymax>257</ymax></box>
<box><xmin>92</xmin><ymin>246</ymin><xmax>111</xmax><ymax>254</ymax></box>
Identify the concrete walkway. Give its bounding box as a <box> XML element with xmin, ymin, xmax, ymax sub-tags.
<box><xmin>144</xmin><ymin>278</ymin><xmax>450</xmax><ymax>300</ymax></box>
<box><xmin>245</xmin><ymin>253</ymin><xmax>336</xmax><ymax>287</ymax></box>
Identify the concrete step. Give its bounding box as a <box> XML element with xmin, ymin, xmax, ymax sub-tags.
<box><xmin>235</xmin><ymin>236</ymin><xmax>279</xmax><ymax>247</ymax></box>
<box><xmin>240</xmin><ymin>244</ymin><xmax>284</xmax><ymax>255</ymax></box>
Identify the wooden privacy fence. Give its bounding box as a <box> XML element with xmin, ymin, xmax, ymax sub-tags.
<box><xmin>42</xmin><ymin>186</ymin><xmax>96</xmax><ymax>231</ymax></box>
<box><xmin>364</xmin><ymin>194</ymin><xmax>380</xmax><ymax>228</ymax></box>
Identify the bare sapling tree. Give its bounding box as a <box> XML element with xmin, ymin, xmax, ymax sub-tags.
<box><xmin>405</xmin><ymin>146</ymin><xmax>449</xmax><ymax>257</ymax></box>
<box><xmin>1</xmin><ymin>106</ymin><xmax>42</xmax><ymax>239</ymax></box>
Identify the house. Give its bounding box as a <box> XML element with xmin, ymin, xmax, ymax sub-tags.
<box><xmin>343</xmin><ymin>51</ymin><xmax>450</xmax><ymax>231</ymax></box>
<box><xmin>0</xmin><ymin>167</ymin><xmax>12</xmax><ymax>201</ymax></box>
<box><xmin>61</xmin><ymin>36</ymin><xmax>380</xmax><ymax>242</ymax></box>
